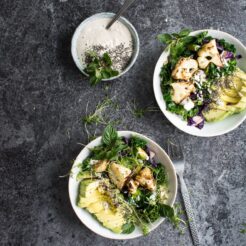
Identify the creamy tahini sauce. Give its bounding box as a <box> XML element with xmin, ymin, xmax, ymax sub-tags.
<box><xmin>76</xmin><ymin>18</ymin><xmax>133</xmax><ymax>72</ymax></box>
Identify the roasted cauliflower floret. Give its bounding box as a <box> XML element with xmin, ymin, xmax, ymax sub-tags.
<box><xmin>93</xmin><ymin>160</ymin><xmax>109</xmax><ymax>172</ymax></box>
<box><xmin>135</xmin><ymin>167</ymin><xmax>156</xmax><ymax>191</ymax></box>
<box><xmin>171</xmin><ymin>81</ymin><xmax>196</xmax><ymax>104</ymax></box>
<box><xmin>108</xmin><ymin>163</ymin><xmax>131</xmax><ymax>190</ymax></box>
<box><xmin>127</xmin><ymin>179</ymin><xmax>139</xmax><ymax>194</ymax></box>
<box><xmin>171</xmin><ymin>57</ymin><xmax>198</xmax><ymax>80</ymax></box>
<box><xmin>197</xmin><ymin>39</ymin><xmax>223</xmax><ymax>69</ymax></box>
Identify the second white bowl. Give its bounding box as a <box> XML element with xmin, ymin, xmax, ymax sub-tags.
<box><xmin>153</xmin><ymin>29</ymin><xmax>246</xmax><ymax>137</ymax></box>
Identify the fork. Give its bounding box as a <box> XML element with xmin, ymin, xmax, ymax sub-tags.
<box><xmin>168</xmin><ymin>139</ymin><xmax>200</xmax><ymax>246</ymax></box>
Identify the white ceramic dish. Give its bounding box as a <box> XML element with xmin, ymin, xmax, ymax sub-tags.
<box><xmin>153</xmin><ymin>29</ymin><xmax>246</xmax><ymax>137</ymax></box>
<box><xmin>68</xmin><ymin>131</ymin><xmax>177</xmax><ymax>239</ymax></box>
<box><xmin>71</xmin><ymin>12</ymin><xmax>140</xmax><ymax>81</ymax></box>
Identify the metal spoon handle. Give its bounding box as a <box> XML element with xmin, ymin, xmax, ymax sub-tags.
<box><xmin>106</xmin><ymin>0</ymin><xmax>137</xmax><ymax>29</ymax></box>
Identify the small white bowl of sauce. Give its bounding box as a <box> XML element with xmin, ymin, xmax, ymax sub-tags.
<box><xmin>71</xmin><ymin>12</ymin><xmax>140</xmax><ymax>80</ymax></box>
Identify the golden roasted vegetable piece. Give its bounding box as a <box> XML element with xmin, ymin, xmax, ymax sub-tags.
<box><xmin>197</xmin><ymin>39</ymin><xmax>223</xmax><ymax>69</ymax></box>
<box><xmin>108</xmin><ymin>163</ymin><xmax>131</xmax><ymax>190</ymax></box>
<box><xmin>127</xmin><ymin>179</ymin><xmax>139</xmax><ymax>194</ymax></box>
<box><xmin>93</xmin><ymin>160</ymin><xmax>109</xmax><ymax>172</ymax></box>
<box><xmin>135</xmin><ymin>167</ymin><xmax>156</xmax><ymax>191</ymax></box>
<box><xmin>171</xmin><ymin>82</ymin><xmax>196</xmax><ymax>104</ymax></box>
<box><xmin>171</xmin><ymin>57</ymin><xmax>198</xmax><ymax>80</ymax></box>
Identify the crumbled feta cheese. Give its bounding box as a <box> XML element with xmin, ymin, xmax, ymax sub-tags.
<box><xmin>181</xmin><ymin>97</ymin><xmax>195</xmax><ymax>111</ymax></box>
<box><xmin>193</xmin><ymin>70</ymin><xmax>207</xmax><ymax>84</ymax></box>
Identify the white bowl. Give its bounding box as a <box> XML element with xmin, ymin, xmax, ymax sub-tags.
<box><xmin>68</xmin><ymin>131</ymin><xmax>177</xmax><ymax>239</ymax></box>
<box><xmin>71</xmin><ymin>12</ymin><xmax>140</xmax><ymax>81</ymax></box>
<box><xmin>153</xmin><ymin>30</ymin><xmax>246</xmax><ymax>137</ymax></box>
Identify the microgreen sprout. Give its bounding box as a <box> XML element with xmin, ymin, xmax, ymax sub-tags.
<box><xmin>128</xmin><ymin>100</ymin><xmax>160</xmax><ymax>118</ymax></box>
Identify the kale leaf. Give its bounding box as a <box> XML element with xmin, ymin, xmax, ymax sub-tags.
<box><xmin>130</xmin><ymin>136</ymin><xmax>147</xmax><ymax>148</ymax></box>
<box><xmin>218</xmin><ymin>39</ymin><xmax>236</xmax><ymax>53</ymax></box>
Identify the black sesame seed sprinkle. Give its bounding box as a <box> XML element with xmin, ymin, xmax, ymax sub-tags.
<box><xmin>83</xmin><ymin>41</ymin><xmax>133</xmax><ymax>72</ymax></box>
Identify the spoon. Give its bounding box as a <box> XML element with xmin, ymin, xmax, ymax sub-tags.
<box><xmin>106</xmin><ymin>0</ymin><xmax>137</xmax><ymax>29</ymax></box>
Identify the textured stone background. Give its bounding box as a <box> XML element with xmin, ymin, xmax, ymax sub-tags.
<box><xmin>0</xmin><ymin>0</ymin><xmax>246</xmax><ymax>245</ymax></box>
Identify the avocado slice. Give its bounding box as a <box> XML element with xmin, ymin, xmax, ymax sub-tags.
<box><xmin>76</xmin><ymin>171</ymin><xmax>95</xmax><ymax>181</ymax></box>
<box><xmin>220</xmin><ymin>93</ymin><xmax>240</xmax><ymax>104</ymax></box>
<box><xmin>79</xmin><ymin>180</ymin><xmax>100</xmax><ymax>197</ymax></box>
<box><xmin>234</xmin><ymin>101</ymin><xmax>246</xmax><ymax>112</ymax></box>
<box><xmin>235</xmin><ymin>68</ymin><xmax>246</xmax><ymax>81</ymax></box>
<box><xmin>212</xmin><ymin>101</ymin><xmax>246</xmax><ymax>114</ymax></box>
<box><xmin>222</xmin><ymin>88</ymin><xmax>239</xmax><ymax>98</ymax></box>
<box><xmin>206</xmin><ymin>68</ymin><xmax>246</xmax><ymax>120</ymax></box>
<box><xmin>87</xmin><ymin>201</ymin><xmax>109</xmax><ymax>214</ymax></box>
<box><xmin>95</xmin><ymin>209</ymin><xmax>125</xmax><ymax>233</ymax></box>
<box><xmin>77</xmin><ymin>179</ymin><xmax>126</xmax><ymax>233</ymax></box>
<box><xmin>77</xmin><ymin>191</ymin><xmax>106</xmax><ymax>208</ymax></box>
<box><xmin>239</xmin><ymin>86</ymin><xmax>246</xmax><ymax>97</ymax></box>
<box><xmin>203</xmin><ymin>109</ymin><xmax>231</xmax><ymax>122</ymax></box>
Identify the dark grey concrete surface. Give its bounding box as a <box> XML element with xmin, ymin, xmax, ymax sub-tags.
<box><xmin>1</xmin><ymin>0</ymin><xmax>246</xmax><ymax>245</ymax></box>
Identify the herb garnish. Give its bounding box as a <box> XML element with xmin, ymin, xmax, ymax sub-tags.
<box><xmin>102</xmin><ymin>124</ymin><xmax>118</xmax><ymax>146</ymax></box>
<box><xmin>84</xmin><ymin>51</ymin><xmax>119</xmax><ymax>85</ymax></box>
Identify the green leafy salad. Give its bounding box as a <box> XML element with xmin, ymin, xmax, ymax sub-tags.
<box><xmin>158</xmin><ymin>29</ymin><xmax>246</xmax><ymax>129</ymax></box>
<box><xmin>76</xmin><ymin>125</ymin><xmax>183</xmax><ymax>235</ymax></box>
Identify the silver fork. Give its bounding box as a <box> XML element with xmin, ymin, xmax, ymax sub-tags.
<box><xmin>168</xmin><ymin>139</ymin><xmax>200</xmax><ymax>246</ymax></box>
